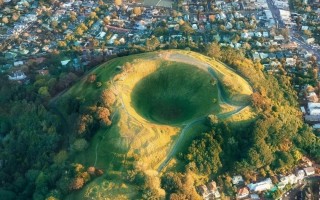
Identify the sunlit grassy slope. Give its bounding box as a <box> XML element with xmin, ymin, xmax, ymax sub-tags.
<box><xmin>56</xmin><ymin>50</ymin><xmax>254</xmax><ymax>199</ymax></box>
<box><xmin>170</xmin><ymin>50</ymin><xmax>253</xmax><ymax>105</ymax></box>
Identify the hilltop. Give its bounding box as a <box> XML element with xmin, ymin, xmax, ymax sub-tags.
<box><xmin>53</xmin><ymin>50</ymin><xmax>254</xmax><ymax>199</ymax></box>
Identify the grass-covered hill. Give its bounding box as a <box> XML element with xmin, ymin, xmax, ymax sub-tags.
<box><xmin>53</xmin><ymin>50</ymin><xmax>254</xmax><ymax>199</ymax></box>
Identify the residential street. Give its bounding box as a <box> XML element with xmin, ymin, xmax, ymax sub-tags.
<box><xmin>266</xmin><ymin>0</ymin><xmax>320</xmax><ymax>61</ymax></box>
<box><xmin>282</xmin><ymin>175</ymin><xmax>320</xmax><ymax>200</ymax></box>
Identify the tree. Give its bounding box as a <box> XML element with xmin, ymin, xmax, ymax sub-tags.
<box><xmin>38</xmin><ymin>86</ymin><xmax>50</xmax><ymax>98</ymax></box>
<box><xmin>114</xmin><ymin>0</ymin><xmax>122</xmax><ymax>6</ymax></box>
<box><xmin>146</xmin><ymin>36</ymin><xmax>160</xmax><ymax>51</ymax></box>
<box><xmin>303</xmin><ymin>30</ymin><xmax>312</xmax><ymax>37</ymax></box>
<box><xmin>206</xmin><ymin>42</ymin><xmax>221</xmax><ymax>60</ymax></box>
<box><xmin>51</xmin><ymin>21</ymin><xmax>58</xmax><ymax>28</ymax></box>
<box><xmin>2</xmin><ymin>17</ymin><xmax>9</xmax><ymax>24</ymax></box>
<box><xmin>101</xmin><ymin>89</ymin><xmax>116</xmax><ymax>107</ymax></box>
<box><xmin>69</xmin><ymin>177</ymin><xmax>84</xmax><ymax>190</ymax></box>
<box><xmin>133</xmin><ymin>7</ymin><xmax>142</xmax><ymax>16</ymax></box>
<box><xmin>75</xmin><ymin>27</ymin><xmax>84</xmax><ymax>36</ymax></box>
<box><xmin>69</xmin><ymin>11</ymin><xmax>77</xmax><ymax>22</ymax></box>
<box><xmin>180</xmin><ymin>22</ymin><xmax>194</xmax><ymax>35</ymax></box>
<box><xmin>72</xmin><ymin>139</ymin><xmax>88</xmax><ymax>152</ymax></box>
<box><xmin>77</xmin><ymin>114</ymin><xmax>93</xmax><ymax>136</ymax></box>
<box><xmin>87</xmin><ymin>74</ymin><xmax>97</xmax><ymax>83</ymax></box>
<box><xmin>12</xmin><ymin>13</ymin><xmax>20</xmax><ymax>21</ymax></box>
<box><xmin>57</xmin><ymin>41</ymin><xmax>67</xmax><ymax>48</ymax></box>
<box><xmin>96</xmin><ymin>107</ymin><xmax>111</xmax><ymax>126</ymax></box>
<box><xmin>53</xmin><ymin>150</ymin><xmax>68</xmax><ymax>164</ymax></box>
<box><xmin>89</xmin><ymin>12</ymin><xmax>97</xmax><ymax>20</ymax></box>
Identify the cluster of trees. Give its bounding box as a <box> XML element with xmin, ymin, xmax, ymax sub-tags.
<box><xmin>0</xmin><ymin>49</ymin><xmax>116</xmax><ymax>199</ymax></box>
<box><xmin>158</xmin><ymin>44</ymin><xmax>320</xmax><ymax>198</ymax></box>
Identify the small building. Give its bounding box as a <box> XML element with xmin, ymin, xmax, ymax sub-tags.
<box><xmin>8</xmin><ymin>71</ymin><xmax>27</xmax><ymax>81</ymax></box>
<box><xmin>312</xmin><ymin>124</ymin><xmax>320</xmax><ymax>129</ymax></box>
<box><xmin>13</xmin><ymin>61</ymin><xmax>24</xmax><ymax>67</ymax></box>
<box><xmin>247</xmin><ymin>178</ymin><xmax>273</xmax><ymax>192</ymax></box>
<box><xmin>197</xmin><ymin>185</ymin><xmax>209</xmax><ymax>198</ymax></box>
<box><xmin>232</xmin><ymin>175</ymin><xmax>244</xmax><ymax>185</ymax></box>
<box><xmin>296</xmin><ymin>169</ymin><xmax>305</xmax><ymax>180</ymax></box>
<box><xmin>305</xmin><ymin>115</ymin><xmax>320</xmax><ymax>122</ymax></box>
<box><xmin>305</xmin><ymin>38</ymin><xmax>315</xmax><ymax>44</ymax></box>
<box><xmin>278</xmin><ymin>174</ymin><xmax>298</xmax><ymax>189</ymax></box>
<box><xmin>237</xmin><ymin>187</ymin><xmax>250</xmax><ymax>199</ymax></box>
<box><xmin>301</xmin><ymin>107</ymin><xmax>306</xmax><ymax>114</ymax></box>
<box><xmin>303</xmin><ymin>167</ymin><xmax>315</xmax><ymax>176</ymax></box>
<box><xmin>250</xmin><ymin>193</ymin><xmax>260</xmax><ymax>200</ymax></box>
<box><xmin>61</xmin><ymin>59</ymin><xmax>71</xmax><ymax>66</ymax></box>
<box><xmin>308</xmin><ymin>102</ymin><xmax>320</xmax><ymax>115</ymax></box>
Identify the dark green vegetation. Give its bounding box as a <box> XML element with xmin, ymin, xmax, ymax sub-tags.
<box><xmin>131</xmin><ymin>62</ymin><xmax>217</xmax><ymax>124</ymax></box>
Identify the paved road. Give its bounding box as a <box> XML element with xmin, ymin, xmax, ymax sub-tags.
<box><xmin>291</xmin><ymin>36</ymin><xmax>320</xmax><ymax>61</ymax></box>
<box><xmin>266</xmin><ymin>0</ymin><xmax>320</xmax><ymax>61</ymax></box>
<box><xmin>282</xmin><ymin>175</ymin><xmax>320</xmax><ymax>200</ymax></box>
<box><xmin>266</xmin><ymin>0</ymin><xmax>285</xmax><ymax>28</ymax></box>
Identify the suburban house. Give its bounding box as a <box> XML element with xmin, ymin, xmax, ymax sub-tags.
<box><xmin>247</xmin><ymin>178</ymin><xmax>273</xmax><ymax>192</ymax></box>
<box><xmin>232</xmin><ymin>175</ymin><xmax>244</xmax><ymax>185</ymax></box>
<box><xmin>61</xmin><ymin>59</ymin><xmax>71</xmax><ymax>66</ymax></box>
<box><xmin>303</xmin><ymin>167</ymin><xmax>315</xmax><ymax>176</ymax></box>
<box><xmin>197</xmin><ymin>181</ymin><xmax>221</xmax><ymax>200</ymax></box>
<box><xmin>278</xmin><ymin>174</ymin><xmax>298</xmax><ymax>189</ymax></box>
<box><xmin>236</xmin><ymin>187</ymin><xmax>249</xmax><ymax>199</ymax></box>
<box><xmin>308</xmin><ymin>102</ymin><xmax>320</xmax><ymax>115</ymax></box>
<box><xmin>13</xmin><ymin>61</ymin><xmax>24</xmax><ymax>67</ymax></box>
<box><xmin>296</xmin><ymin>169</ymin><xmax>305</xmax><ymax>180</ymax></box>
<box><xmin>8</xmin><ymin>71</ymin><xmax>27</xmax><ymax>81</ymax></box>
<box><xmin>250</xmin><ymin>193</ymin><xmax>260</xmax><ymax>200</ymax></box>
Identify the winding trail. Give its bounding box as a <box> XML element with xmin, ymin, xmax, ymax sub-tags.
<box><xmin>93</xmin><ymin>52</ymin><xmax>253</xmax><ymax>172</ymax></box>
<box><xmin>157</xmin><ymin>52</ymin><xmax>253</xmax><ymax>172</ymax></box>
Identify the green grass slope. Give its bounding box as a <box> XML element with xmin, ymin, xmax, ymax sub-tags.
<box><xmin>54</xmin><ymin>50</ymin><xmax>254</xmax><ymax>199</ymax></box>
<box><xmin>131</xmin><ymin>61</ymin><xmax>218</xmax><ymax>124</ymax></box>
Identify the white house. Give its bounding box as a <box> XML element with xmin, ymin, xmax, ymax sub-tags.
<box><xmin>274</xmin><ymin>35</ymin><xmax>285</xmax><ymax>41</ymax></box>
<box><xmin>278</xmin><ymin>174</ymin><xmax>298</xmax><ymax>189</ymax></box>
<box><xmin>14</xmin><ymin>61</ymin><xmax>24</xmax><ymax>67</ymax></box>
<box><xmin>301</xmin><ymin>107</ymin><xmax>306</xmax><ymax>114</ymax></box>
<box><xmin>8</xmin><ymin>71</ymin><xmax>27</xmax><ymax>81</ymax></box>
<box><xmin>286</xmin><ymin>58</ymin><xmax>296</xmax><ymax>66</ymax></box>
<box><xmin>247</xmin><ymin>178</ymin><xmax>273</xmax><ymax>192</ymax></box>
<box><xmin>308</xmin><ymin>102</ymin><xmax>320</xmax><ymax>115</ymax></box>
<box><xmin>312</xmin><ymin>124</ymin><xmax>320</xmax><ymax>129</ymax></box>
<box><xmin>61</xmin><ymin>59</ymin><xmax>70</xmax><ymax>66</ymax></box>
<box><xmin>296</xmin><ymin>169</ymin><xmax>305</xmax><ymax>180</ymax></box>
<box><xmin>306</xmin><ymin>38</ymin><xmax>315</xmax><ymax>44</ymax></box>
<box><xmin>232</xmin><ymin>175</ymin><xmax>244</xmax><ymax>185</ymax></box>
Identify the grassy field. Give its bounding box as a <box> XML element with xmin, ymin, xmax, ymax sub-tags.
<box><xmin>131</xmin><ymin>61</ymin><xmax>218</xmax><ymax>125</ymax></box>
<box><xmin>169</xmin><ymin>50</ymin><xmax>253</xmax><ymax>106</ymax></box>
<box><xmin>56</xmin><ymin>50</ymin><xmax>255</xmax><ymax>199</ymax></box>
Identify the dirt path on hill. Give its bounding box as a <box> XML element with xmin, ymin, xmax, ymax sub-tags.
<box><xmin>157</xmin><ymin>52</ymin><xmax>252</xmax><ymax>172</ymax></box>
